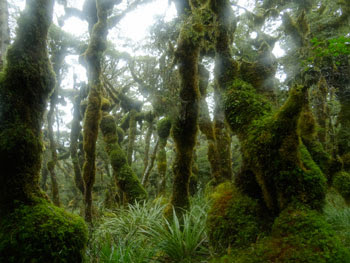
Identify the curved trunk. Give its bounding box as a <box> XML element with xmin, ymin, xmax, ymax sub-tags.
<box><xmin>100</xmin><ymin>113</ymin><xmax>147</xmax><ymax>203</ymax></box>
<box><xmin>81</xmin><ymin>0</ymin><xmax>116</xmax><ymax>223</ymax></box>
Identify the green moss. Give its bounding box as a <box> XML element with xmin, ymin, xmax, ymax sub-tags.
<box><xmin>207</xmin><ymin>182</ymin><xmax>270</xmax><ymax>254</ymax></box>
<box><xmin>157</xmin><ymin>117</ymin><xmax>172</xmax><ymax>139</ymax></box>
<box><xmin>0</xmin><ymin>198</ymin><xmax>88</xmax><ymax>262</ymax></box>
<box><xmin>100</xmin><ymin>113</ymin><xmax>147</xmax><ymax>203</ymax></box>
<box><xmin>116</xmin><ymin>126</ymin><xmax>125</xmax><ymax>144</ymax></box>
<box><xmin>333</xmin><ymin>171</ymin><xmax>350</xmax><ymax>202</ymax></box>
<box><xmin>232</xmin><ymin>206</ymin><xmax>350</xmax><ymax>263</ymax></box>
<box><xmin>224</xmin><ymin>79</ymin><xmax>272</xmax><ymax>134</ymax></box>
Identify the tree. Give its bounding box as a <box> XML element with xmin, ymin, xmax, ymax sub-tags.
<box><xmin>0</xmin><ymin>0</ymin><xmax>87</xmax><ymax>260</ymax></box>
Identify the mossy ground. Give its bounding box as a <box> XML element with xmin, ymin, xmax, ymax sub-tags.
<box><xmin>0</xmin><ymin>198</ymin><xmax>88</xmax><ymax>263</ymax></box>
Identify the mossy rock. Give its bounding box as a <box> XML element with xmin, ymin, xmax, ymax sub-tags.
<box><xmin>0</xmin><ymin>199</ymin><xmax>88</xmax><ymax>263</ymax></box>
<box><xmin>157</xmin><ymin>117</ymin><xmax>172</xmax><ymax>139</ymax></box>
<box><xmin>207</xmin><ymin>182</ymin><xmax>270</xmax><ymax>254</ymax></box>
<box><xmin>231</xmin><ymin>206</ymin><xmax>350</xmax><ymax>263</ymax></box>
<box><xmin>333</xmin><ymin>171</ymin><xmax>350</xmax><ymax>202</ymax></box>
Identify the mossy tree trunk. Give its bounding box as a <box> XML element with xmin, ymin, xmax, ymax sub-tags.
<box><xmin>0</xmin><ymin>0</ymin><xmax>56</xmax><ymax>213</ymax></box>
<box><xmin>46</xmin><ymin>38</ymin><xmax>68</xmax><ymax>207</ymax></box>
<box><xmin>210</xmin><ymin>0</ymin><xmax>327</xmax><ymax>213</ymax></box>
<box><xmin>142</xmin><ymin>135</ymin><xmax>159</xmax><ymax>187</ymax></box>
<box><xmin>198</xmin><ymin>64</ymin><xmax>224</xmax><ymax>184</ymax></box>
<box><xmin>0</xmin><ymin>0</ymin><xmax>87</xmax><ymax>260</ymax></box>
<box><xmin>213</xmin><ymin>87</ymin><xmax>233</xmax><ymax>182</ymax></box>
<box><xmin>70</xmin><ymin>86</ymin><xmax>85</xmax><ymax>195</ymax></box>
<box><xmin>167</xmin><ymin>2</ymin><xmax>203</xmax><ymax>216</ymax></box>
<box><xmin>143</xmin><ymin>119</ymin><xmax>154</xmax><ymax>175</ymax></box>
<box><xmin>81</xmin><ymin>0</ymin><xmax>117</xmax><ymax>223</ymax></box>
<box><xmin>127</xmin><ymin>109</ymin><xmax>137</xmax><ymax>165</ymax></box>
<box><xmin>100</xmin><ymin>111</ymin><xmax>147</xmax><ymax>203</ymax></box>
<box><xmin>156</xmin><ymin>117</ymin><xmax>171</xmax><ymax>194</ymax></box>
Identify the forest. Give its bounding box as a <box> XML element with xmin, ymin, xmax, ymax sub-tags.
<box><xmin>0</xmin><ymin>0</ymin><xmax>349</xmax><ymax>262</ymax></box>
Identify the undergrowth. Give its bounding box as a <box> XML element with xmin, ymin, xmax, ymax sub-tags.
<box><xmin>86</xmin><ymin>194</ymin><xmax>210</xmax><ymax>262</ymax></box>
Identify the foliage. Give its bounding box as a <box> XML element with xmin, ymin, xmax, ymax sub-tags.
<box><xmin>310</xmin><ymin>36</ymin><xmax>350</xmax><ymax>59</ymax></box>
<box><xmin>88</xmin><ymin>195</ymin><xmax>210</xmax><ymax>263</ymax></box>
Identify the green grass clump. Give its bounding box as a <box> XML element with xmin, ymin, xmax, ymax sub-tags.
<box><xmin>88</xmin><ymin>196</ymin><xmax>209</xmax><ymax>263</ymax></box>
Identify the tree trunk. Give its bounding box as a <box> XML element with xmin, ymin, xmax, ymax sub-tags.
<box><xmin>166</xmin><ymin>5</ymin><xmax>202</xmax><ymax>216</ymax></box>
<box><xmin>0</xmin><ymin>0</ymin><xmax>87</xmax><ymax>260</ymax></box>
<box><xmin>81</xmin><ymin>0</ymin><xmax>116</xmax><ymax>223</ymax></box>
<box><xmin>100</xmin><ymin>112</ymin><xmax>147</xmax><ymax>203</ymax></box>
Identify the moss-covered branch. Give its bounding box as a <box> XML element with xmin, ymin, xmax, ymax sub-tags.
<box><xmin>100</xmin><ymin>111</ymin><xmax>147</xmax><ymax>203</ymax></box>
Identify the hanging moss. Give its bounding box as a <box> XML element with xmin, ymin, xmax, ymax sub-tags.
<box><xmin>207</xmin><ymin>182</ymin><xmax>271</xmax><ymax>254</ymax></box>
<box><xmin>0</xmin><ymin>198</ymin><xmax>88</xmax><ymax>262</ymax></box>
<box><xmin>100</xmin><ymin>113</ymin><xmax>147</xmax><ymax>203</ymax></box>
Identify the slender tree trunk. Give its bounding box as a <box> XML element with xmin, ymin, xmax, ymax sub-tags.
<box><xmin>142</xmin><ymin>136</ymin><xmax>159</xmax><ymax>186</ymax></box>
<box><xmin>198</xmin><ymin>64</ymin><xmax>224</xmax><ymax>184</ymax></box>
<box><xmin>213</xmin><ymin>88</ymin><xmax>233</xmax><ymax>182</ymax></box>
<box><xmin>127</xmin><ymin>109</ymin><xmax>137</xmax><ymax>165</ymax></box>
<box><xmin>82</xmin><ymin>0</ymin><xmax>116</xmax><ymax>223</ymax></box>
<box><xmin>70</xmin><ymin>90</ymin><xmax>85</xmax><ymax>195</ymax></box>
<box><xmin>143</xmin><ymin>121</ymin><xmax>153</xmax><ymax>175</ymax></box>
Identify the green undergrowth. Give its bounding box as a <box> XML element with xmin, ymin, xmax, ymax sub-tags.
<box><xmin>87</xmin><ymin>194</ymin><xmax>210</xmax><ymax>263</ymax></box>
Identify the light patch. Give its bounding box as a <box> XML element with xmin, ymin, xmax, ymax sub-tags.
<box><xmin>272</xmin><ymin>41</ymin><xmax>285</xmax><ymax>58</ymax></box>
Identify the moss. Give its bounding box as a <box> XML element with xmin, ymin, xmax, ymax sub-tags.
<box><xmin>207</xmin><ymin>183</ymin><xmax>270</xmax><ymax>254</ymax></box>
<box><xmin>0</xmin><ymin>0</ymin><xmax>56</xmax><ymax>213</ymax></box>
<box><xmin>0</xmin><ymin>198</ymin><xmax>88</xmax><ymax>263</ymax></box>
<box><xmin>156</xmin><ymin>117</ymin><xmax>171</xmax><ymax>194</ymax></box>
<box><xmin>333</xmin><ymin>171</ymin><xmax>350</xmax><ymax>202</ymax></box>
<box><xmin>168</xmin><ymin>9</ymin><xmax>202</xmax><ymax>216</ymax></box>
<box><xmin>224</xmin><ymin>79</ymin><xmax>272</xmax><ymax>134</ymax></box>
<box><xmin>157</xmin><ymin>117</ymin><xmax>172</xmax><ymax>139</ymax></box>
<box><xmin>100</xmin><ymin>113</ymin><xmax>147</xmax><ymax>203</ymax></box>
<box><xmin>232</xmin><ymin>206</ymin><xmax>350</xmax><ymax>263</ymax></box>
<box><xmin>226</xmin><ymin>85</ymin><xmax>327</xmax><ymax>213</ymax></box>
<box><xmin>116</xmin><ymin>126</ymin><xmax>124</xmax><ymax>144</ymax></box>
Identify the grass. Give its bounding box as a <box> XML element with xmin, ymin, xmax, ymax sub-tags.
<box><xmin>86</xmin><ymin>194</ymin><xmax>210</xmax><ymax>263</ymax></box>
